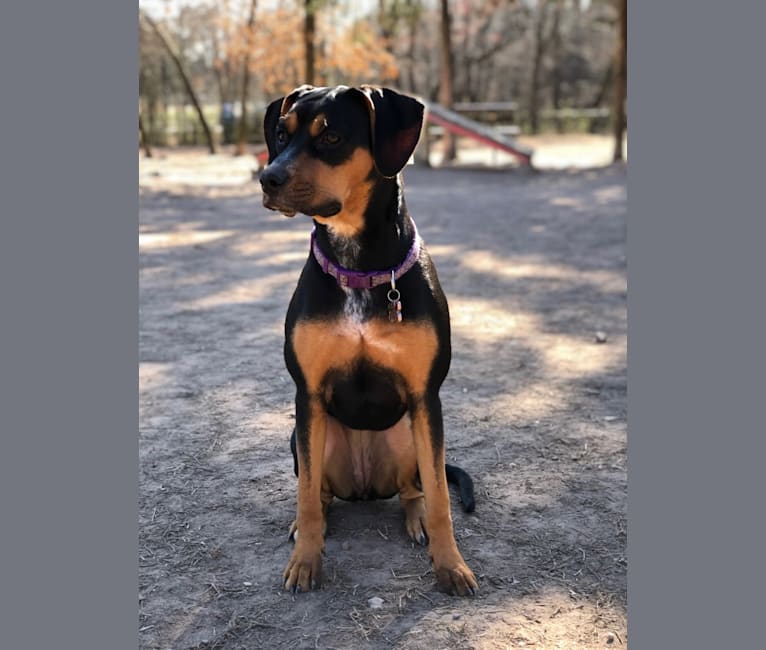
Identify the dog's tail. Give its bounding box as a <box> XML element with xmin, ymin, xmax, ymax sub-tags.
<box><xmin>445</xmin><ymin>463</ymin><xmax>476</xmax><ymax>513</ymax></box>
<box><xmin>290</xmin><ymin>427</ymin><xmax>299</xmax><ymax>477</ymax></box>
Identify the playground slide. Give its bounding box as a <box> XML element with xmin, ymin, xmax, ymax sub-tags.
<box><xmin>254</xmin><ymin>146</ymin><xmax>269</xmax><ymax>166</ymax></box>
<box><xmin>424</xmin><ymin>102</ymin><xmax>533</xmax><ymax>167</ymax></box>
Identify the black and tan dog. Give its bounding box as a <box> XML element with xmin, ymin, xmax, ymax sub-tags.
<box><xmin>260</xmin><ymin>85</ymin><xmax>478</xmax><ymax>596</ymax></box>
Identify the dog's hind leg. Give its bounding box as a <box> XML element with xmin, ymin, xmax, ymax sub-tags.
<box><xmin>400</xmin><ymin>484</ymin><xmax>428</xmax><ymax>546</ymax></box>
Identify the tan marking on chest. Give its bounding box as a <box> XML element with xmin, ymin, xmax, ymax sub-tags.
<box><xmin>292</xmin><ymin>318</ymin><xmax>438</xmax><ymax>396</ymax></box>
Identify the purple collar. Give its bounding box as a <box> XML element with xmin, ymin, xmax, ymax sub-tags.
<box><xmin>310</xmin><ymin>224</ymin><xmax>421</xmax><ymax>290</ymax></box>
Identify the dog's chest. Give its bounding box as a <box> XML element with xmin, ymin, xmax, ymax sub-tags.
<box><xmin>292</xmin><ymin>314</ymin><xmax>438</xmax><ymax>394</ymax></box>
<box><xmin>342</xmin><ymin>288</ymin><xmax>372</xmax><ymax>323</ymax></box>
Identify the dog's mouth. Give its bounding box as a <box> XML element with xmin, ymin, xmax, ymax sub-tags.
<box><xmin>262</xmin><ymin>194</ymin><xmax>298</xmax><ymax>217</ymax></box>
<box><xmin>262</xmin><ymin>194</ymin><xmax>341</xmax><ymax>219</ymax></box>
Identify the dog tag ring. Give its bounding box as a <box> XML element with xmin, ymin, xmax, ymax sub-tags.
<box><xmin>387</xmin><ymin>271</ymin><xmax>402</xmax><ymax>323</ymax></box>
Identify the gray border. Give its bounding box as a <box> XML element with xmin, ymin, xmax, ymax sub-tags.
<box><xmin>629</xmin><ymin>1</ymin><xmax>766</xmax><ymax>648</ymax></box>
<box><xmin>0</xmin><ymin>1</ymin><xmax>137</xmax><ymax>649</ymax></box>
<box><xmin>2</xmin><ymin>0</ymin><xmax>766</xmax><ymax>648</ymax></box>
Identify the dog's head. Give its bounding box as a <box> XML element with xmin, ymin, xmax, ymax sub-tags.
<box><xmin>260</xmin><ymin>85</ymin><xmax>424</xmax><ymax>236</ymax></box>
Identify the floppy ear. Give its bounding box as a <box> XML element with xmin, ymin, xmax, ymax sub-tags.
<box><xmin>263</xmin><ymin>85</ymin><xmax>315</xmax><ymax>161</ymax></box>
<box><xmin>351</xmin><ymin>86</ymin><xmax>425</xmax><ymax>178</ymax></box>
<box><xmin>263</xmin><ymin>97</ymin><xmax>283</xmax><ymax>162</ymax></box>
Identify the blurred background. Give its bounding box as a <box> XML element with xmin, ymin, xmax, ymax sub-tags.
<box><xmin>138</xmin><ymin>0</ymin><xmax>626</xmax><ymax>170</ymax></box>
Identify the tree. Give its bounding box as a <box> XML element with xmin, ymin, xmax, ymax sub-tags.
<box><xmin>236</xmin><ymin>0</ymin><xmax>258</xmax><ymax>155</ymax></box>
<box><xmin>138</xmin><ymin>0</ymin><xmax>626</xmax><ymax>148</ymax></box>
<box><xmin>139</xmin><ymin>17</ymin><xmax>178</xmax><ymax>148</ymax></box>
<box><xmin>140</xmin><ymin>10</ymin><xmax>217</xmax><ymax>154</ymax></box>
<box><xmin>528</xmin><ymin>0</ymin><xmax>551</xmax><ymax>134</ymax></box>
<box><xmin>378</xmin><ymin>0</ymin><xmax>420</xmax><ymax>88</ymax></box>
<box><xmin>550</xmin><ymin>0</ymin><xmax>564</xmax><ymax>132</ymax></box>
<box><xmin>612</xmin><ymin>0</ymin><xmax>627</xmax><ymax>161</ymax></box>
<box><xmin>139</xmin><ymin>114</ymin><xmax>152</xmax><ymax>158</ymax></box>
<box><xmin>438</xmin><ymin>0</ymin><xmax>456</xmax><ymax>161</ymax></box>
<box><xmin>304</xmin><ymin>0</ymin><xmax>316</xmax><ymax>84</ymax></box>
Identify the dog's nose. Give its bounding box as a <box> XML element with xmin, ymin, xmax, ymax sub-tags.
<box><xmin>260</xmin><ymin>166</ymin><xmax>289</xmax><ymax>192</ymax></box>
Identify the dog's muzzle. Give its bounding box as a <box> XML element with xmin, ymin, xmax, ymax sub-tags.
<box><xmin>260</xmin><ymin>165</ymin><xmax>289</xmax><ymax>194</ymax></box>
<box><xmin>260</xmin><ymin>165</ymin><xmax>298</xmax><ymax>216</ymax></box>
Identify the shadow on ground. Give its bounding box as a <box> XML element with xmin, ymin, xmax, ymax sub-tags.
<box><xmin>139</xmin><ymin>163</ymin><xmax>627</xmax><ymax>649</ymax></box>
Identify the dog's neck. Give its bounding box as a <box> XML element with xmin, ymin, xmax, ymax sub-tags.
<box><xmin>313</xmin><ymin>175</ymin><xmax>416</xmax><ymax>272</ymax></box>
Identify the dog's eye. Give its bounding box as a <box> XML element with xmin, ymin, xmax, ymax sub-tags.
<box><xmin>276</xmin><ymin>130</ymin><xmax>287</xmax><ymax>145</ymax></box>
<box><xmin>319</xmin><ymin>131</ymin><xmax>341</xmax><ymax>146</ymax></box>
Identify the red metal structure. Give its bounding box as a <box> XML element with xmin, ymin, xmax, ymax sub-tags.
<box><xmin>424</xmin><ymin>102</ymin><xmax>533</xmax><ymax>167</ymax></box>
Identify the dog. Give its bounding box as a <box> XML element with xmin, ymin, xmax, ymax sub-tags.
<box><xmin>260</xmin><ymin>85</ymin><xmax>478</xmax><ymax>596</ymax></box>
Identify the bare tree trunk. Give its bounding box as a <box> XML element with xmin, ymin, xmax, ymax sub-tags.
<box><xmin>211</xmin><ymin>22</ymin><xmax>231</xmax><ymax>111</ymax></box>
<box><xmin>406</xmin><ymin>0</ymin><xmax>418</xmax><ymax>93</ymax></box>
<box><xmin>160</xmin><ymin>57</ymin><xmax>170</xmax><ymax>137</ymax></box>
<box><xmin>236</xmin><ymin>0</ymin><xmax>258</xmax><ymax>156</ymax></box>
<box><xmin>550</xmin><ymin>1</ymin><xmax>564</xmax><ymax>133</ymax></box>
<box><xmin>612</xmin><ymin>0</ymin><xmax>627</xmax><ymax>161</ymax></box>
<box><xmin>590</xmin><ymin>62</ymin><xmax>613</xmax><ymax>109</ymax></box>
<box><xmin>140</xmin><ymin>11</ymin><xmax>217</xmax><ymax>154</ymax></box>
<box><xmin>139</xmin><ymin>113</ymin><xmax>152</xmax><ymax>158</ymax></box>
<box><xmin>378</xmin><ymin>0</ymin><xmax>401</xmax><ymax>86</ymax></box>
<box><xmin>438</xmin><ymin>0</ymin><xmax>456</xmax><ymax>162</ymax></box>
<box><xmin>304</xmin><ymin>0</ymin><xmax>316</xmax><ymax>84</ymax></box>
<box><xmin>213</xmin><ymin>69</ymin><xmax>226</xmax><ymax>111</ymax></box>
<box><xmin>147</xmin><ymin>96</ymin><xmax>157</xmax><ymax>143</ymax></box>
<box><xmin>457</xmin><ymin>6</ymin><xmax>471</xmax><ymax>102</ymax></box>
<box><xmin>528</xmin><ymin>1</ymin><xmax>550</xmax><ymax>134</ymax></box>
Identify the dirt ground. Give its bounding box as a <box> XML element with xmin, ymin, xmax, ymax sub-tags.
<box><xmin>139</xmin><ymin>147</ymin><xmax>627</xmax><ymax>649</ymax></box>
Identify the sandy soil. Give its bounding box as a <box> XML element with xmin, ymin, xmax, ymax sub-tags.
<box><xmin>139</xmin><ymin>148</ymin><xmax>627</xmax><ymax>649</ymax></box>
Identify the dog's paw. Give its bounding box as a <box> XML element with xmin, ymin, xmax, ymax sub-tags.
<box><xmin>433</xmin><ymin>558</ymin><xmax>478</xmax><ymax>596</ymax></box>
<box><xmin>403</xmin><ymin>497</ymin><xmax>428</xmax><ymax>546</ymax></box>
<box><xmin>283</xmin><ymin>543</ymin><xmax>323</xmax><ymax>593</ymax></box>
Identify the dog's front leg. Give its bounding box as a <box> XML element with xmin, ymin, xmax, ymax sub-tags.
<box><xmin>411</xmin><ymin>394</ymin><xmax>478</xmax><ymax>596</ymax></box>
<box><xmin>283</xmin><ymin>392</ymin><xmax>327</xmax><ymax>593</ymax></box>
